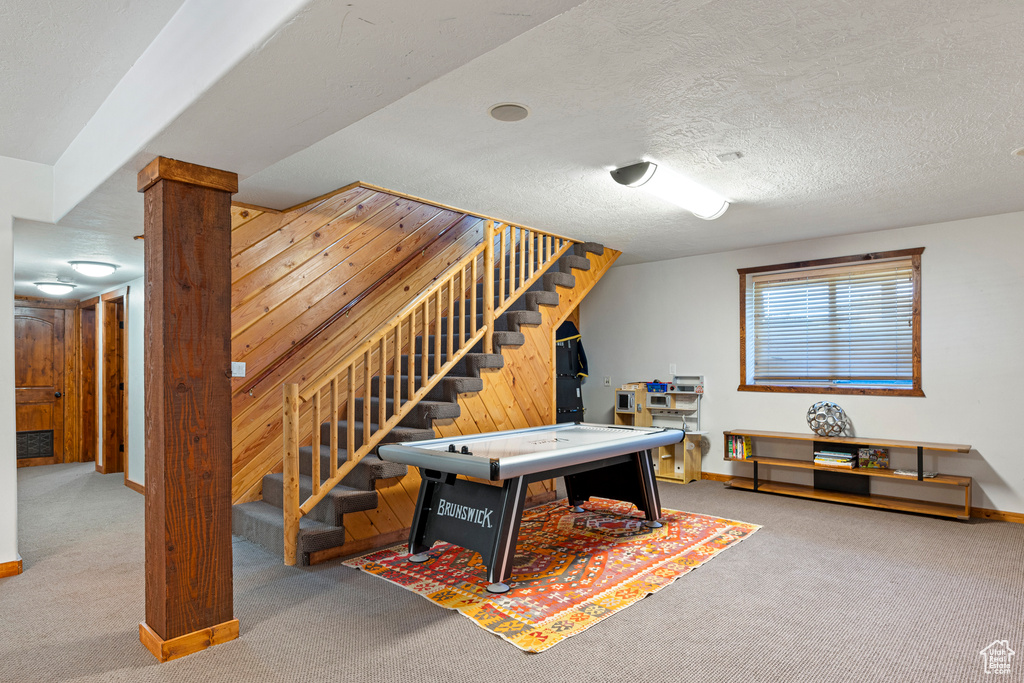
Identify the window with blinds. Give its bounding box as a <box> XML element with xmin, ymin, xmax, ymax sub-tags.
<box><xmin>739</xmin><ymin>249</ymin><xmax>923</xmax><ymax>396</ymax></box>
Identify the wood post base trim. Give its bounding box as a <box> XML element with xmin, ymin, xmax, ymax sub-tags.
<box><xmin>0</xmin><ymin>557</ymin><xmax>23</xmax><ymax>579</ymax></box>
<box><xmin>139</xmin><ymin>619</ymin><xmax>239</xmax><ymax>662</ymax></box>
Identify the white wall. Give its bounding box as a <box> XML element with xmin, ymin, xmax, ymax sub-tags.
<box><xmin>125</xmin><ymin>279</ymin><xmax>145</xmax><ymax>486</ymax></box>
<box><xmin>95</xmin><ymin>278</ymin><xmax>146</xmax><ymax>487</ymax></box>
<box><xmin>582</xmin><ymin>211</ymin><xmax>1024</xmax><ymax>513</ymax></box>
<box><xmin>1</xmin><ymin>156</ymin><xmax>54</xmax><ymax>567</ymax></box>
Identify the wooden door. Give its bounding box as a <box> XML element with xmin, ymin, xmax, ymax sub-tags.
<box><xmin>15</xmin><ymin>306</ymin><xmax>66</xmax><ymax>466</ymax></box>
<box><xmin>100</xmin><ymin>297</ymin><xmax>126</xmax><ymax>474</ymax></box>
<box><xmin>80</xmin><ymin>306</ymin><xmax>98</xmax><ymax>462</ymax></box>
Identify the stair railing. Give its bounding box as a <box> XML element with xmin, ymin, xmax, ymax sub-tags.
<box><xmin>281</xmin><ymin>219</ymin><xmax>574</xmax><ymax>564</ymax></box>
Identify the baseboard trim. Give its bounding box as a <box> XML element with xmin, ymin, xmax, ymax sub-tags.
<box><xmin>701</xmin><ymin>472</ymin><xmax>732</xmax><ymax>483</ymax></box>
<box><xmin>124</xmin><ymin>478</ymin><xmax>145</xmax><ymax>495</ymax></box>
<box><xmin>139</xmin><ymin>619</ymin><xmax>239</xmax><ymax>663</ymax></box>
<box><xmin>971</xmin><ymin>506</ymin><xmax>1024</xmax><ymax>524</ymax></box>
<box><xmin>0</xmin><ymin>557</ymin><xmax>23</xmax><ymax>579</ymax></box>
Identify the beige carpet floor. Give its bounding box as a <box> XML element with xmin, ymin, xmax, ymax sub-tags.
<box><xmin>2</xmin><ymin>462</ymin><xmax>1022</xmax><ymax>682</ymax></box>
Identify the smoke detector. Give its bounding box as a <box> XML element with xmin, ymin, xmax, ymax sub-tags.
<box><xmin>489</xmin><ymin>103</ymin><xmax>530</xmax><ymax>122</ymax></box>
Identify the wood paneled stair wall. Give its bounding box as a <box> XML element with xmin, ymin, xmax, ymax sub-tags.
<box><xmin>228</xmin><ymin>182</ymin><xmax>620</xmax><ymax>566</ymax></box>
<box><xmin>229</xmin><ymin>183</ymin><xmax>488</xmax><ymax>506</ymax></box>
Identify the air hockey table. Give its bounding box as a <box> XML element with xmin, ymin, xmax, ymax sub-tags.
<box><xmin>377</xmin><ymin>422</ymin><xmax>684</xmax><ymax>593</ymax></box>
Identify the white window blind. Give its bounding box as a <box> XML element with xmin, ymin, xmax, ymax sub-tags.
<box><xmin>749</xmin><ymin>259</ymin><xmax>914</xmax><ymax>386</ymax></box>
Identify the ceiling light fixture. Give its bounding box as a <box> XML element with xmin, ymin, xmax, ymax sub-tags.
<box><xmin>610</xmin><ymin>161</ymin><xmax>730</xmax><ymax>220</ymax></box>
<box><xmin>69</xmin><ymin>261</ymin><xmax>117</xmax><ymax>277</ymax></box>
<box><xmin>35</xmin><ymin>282</ymin><xmax>76</xmax><ymax>296</ymax></box>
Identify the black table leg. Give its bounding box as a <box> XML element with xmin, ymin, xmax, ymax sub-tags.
<box><xmin>633</xmin><ymin>449</ymin><xmax>663</xmax><ymax>528</ymax></box>
<box><xmin>485</xmin><ymin>476</ymin><xmax>529</xmax><ymax>594</ymax></box>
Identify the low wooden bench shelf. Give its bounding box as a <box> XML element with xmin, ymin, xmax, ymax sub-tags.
<box><xmin>723</xmin><ymin>430</ymin><xmax>972</xmax><ymax>520</ymax></box>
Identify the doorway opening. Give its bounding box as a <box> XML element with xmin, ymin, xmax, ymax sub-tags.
<box><xmin>98</xmin><ymin>289</ymin><xmax>127</xmax><ymax>475</ymax></box>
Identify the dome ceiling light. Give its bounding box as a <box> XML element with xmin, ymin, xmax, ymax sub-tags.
<box><xmin>35</xmin><ymin>282</ymin><xmax>76</xmax><ymax>296</ymax></box>
<box><xmin>69</xmin><ymin>261</ymin><xmax>118</xmax><ymax>277</ymax></box>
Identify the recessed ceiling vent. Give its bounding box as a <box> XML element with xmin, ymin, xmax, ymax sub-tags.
<box><xmin>489</xmin><ymin>103</ymin><xmax>529</xmax><ymax>122</ymax></box>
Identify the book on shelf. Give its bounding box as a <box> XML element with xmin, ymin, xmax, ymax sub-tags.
<box><xmin>725</xmin><ymin>434</ymin><xmax>754</xmax><ymax>460</ymax></box>
<box><xmin>893</xmin><ymin>469</ymin><xmax>938</xmax><ymax>478</ymax></box>
<box><xmin>814</xmin><ymin>458</ymin><xmax>856</xmax><ymax>469</ymax></box>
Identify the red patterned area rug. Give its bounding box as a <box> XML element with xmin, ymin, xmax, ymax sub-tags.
<box><xmin>344</xmin><ymin>498</ymin><xmax>760</xmax><ymax>652</ymax></box>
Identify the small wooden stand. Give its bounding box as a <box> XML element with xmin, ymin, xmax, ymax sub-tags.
<box><xmin>614</xmin><ymin>384</ymin><xmax>701</xmax><ymax>483</ymax></box>
<box><xmin>723</xmin><ymin>430</ymin><xmax>972</xmax><ymax>519</ymax></box>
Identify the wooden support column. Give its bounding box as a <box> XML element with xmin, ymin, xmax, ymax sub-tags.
<box><xmin>137</xmin><ymin>157</ymin><xmax>239</xmax><ymax>663</ymax></box>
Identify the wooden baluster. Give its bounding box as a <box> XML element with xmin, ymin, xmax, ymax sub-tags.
<box><xmin>458</xmin><ymin>269</ymin><xmax>466</xmax><ymax>351</ymax></box>
<box><xmin>434</xmin><ymin>290</ymin><xmax>442</xmax><ymax>375</ymax></box>
<box><xmin>447</xmin><ymin>277</ymin><xmax>454</xmax><ymax>361</ymax></box>
<box><xmin>363</xmin><ymin>351</ymin><xmax>371</xmax><ymax>444</ymax></box>
<box><xmin>421</xmin><ymin>299</ymin><xmax>429</xmax><ymax>387</ymax></box>
<box><xmin>528</xmin><ymin>229</ymin><xmax>535</xmax><ymax>280</ymax></box>
<box><xmin>379</xmin><ymin>334</ymin><xmax>387</xmax><ymax>428</ymax></box>
<box><xmin>471</xmin><ymin>257</ymin><xmax>478</xmax><ymax>337</ymax></box>
<box><xmin>483</xmin><ymin>219</ymin><xmax>495</xmax><ymax>354</ymax></box>
<box><xmin>518</xmin><ymin>227</ymin><xmax>526</xmax><ymax>293</ymax></box>
<box><xmin>330</xmin><ymin>377</ymin><xmax>338</xmax><ymax>478</ymax></box>
<box><xmin>346</xmin><ymin>365</ymin><xmax>355</xmax><ymax>460</ymax></box>
<box><xmin>406</xmin><ymin>314</ymin><xmax>414</xmax><ymax>401</ymax></box>
<box><xmin>508</xmin><ymin>227</ymin><xmax>517</xmax><ymax>297</ymax></box>
<box><xmin>498</xmin><ymin>224</ymin><xmax>507</xmax><ymax>310</ymax></box>
<box><xmin>311</xmin><ymin>388</ymin><xmax>321</xmax><ymax>497</ymax></box>
<box><xmin>394</xmin><ymin>321</ymin><xmax>401</xmax><ymax>413</ymax></box>
<box><xmin>282</xmin><ymin>383</ymin><xmax>300</xmax><ymax>566</ymax></box>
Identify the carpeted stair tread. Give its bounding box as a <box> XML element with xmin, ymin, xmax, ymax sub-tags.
<box><xmin>232</xmin><ymin>500</ymin><xmax>345</xmax><ymax>566</ymax></box>
<box><xmin>543</xmin><ymin>271</ymin><xmax>575</xmax><ymax>290</ymax></box>
<box><xmin>351</xmin><ymin>396</ymin><xmax>460</xmax><ymax>428</ymax></box>
<box><xmin>528</xmin><ymin>290</ymin><xmax>560</xmax><ymax>307</ymax></box>
<box><xmin>296</xmin><ymin>445</ymin><xmax>408</xmax><ymax>483</ymax></box>
<box><xmin>558</xmin><ymin>254</ymin><xmax>591</xmax><ymax>272</ymax></box>
<box><xmin>261</xmin><ymin>472</ymin><xmax>378</xmax><ymax>526</ymax></box>
<box><xmin>574</xmin><ymin>241</ymin><xmax>604</xmax><ymax>257</ymax></box>
<box><xmin>370</xmin><ymin>374</ymin><xmax>484</xmax><ymax>402</ymax></box>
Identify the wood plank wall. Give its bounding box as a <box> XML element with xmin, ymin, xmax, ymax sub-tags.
<box><xmin>230</xmin><ymin>184</ymin><xmax>485</xmax><ymax>503</ymax></box>
<box><xmin>312</xmin><ymin>245</ymin><xmax>621</xmax><ymax>562</ymax></box>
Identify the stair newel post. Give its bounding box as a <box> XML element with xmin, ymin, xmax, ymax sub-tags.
<box><xmin>282</xmin><ymin>383</ymin><xmax>301</xmax><ymax>566</ymax></box>
<box><xmin>483</xmin><ymin>219</ymin><xmax>496</xmax><ymax>354</ymax></box>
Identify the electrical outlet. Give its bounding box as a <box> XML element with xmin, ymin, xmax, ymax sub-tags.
<box><xmin>669</xmin><ymin>363</ymin><xmax>677</xmax><ymax>376</ymax></box>
<box><xmin>231</xmin><ymin>362</ymin><xmax>246</xmax><ymax>378</ymax></box>
<box><xmin>603</xmin><ymin>376</ymin><xmax>611</xmax><ymax>387</ymax></box>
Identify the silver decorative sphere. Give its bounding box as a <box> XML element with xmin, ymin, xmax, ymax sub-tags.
<box><xmin>806</xmin><ymin>401</ymin><xmax>848</xmax><ymax>437</ymax></box>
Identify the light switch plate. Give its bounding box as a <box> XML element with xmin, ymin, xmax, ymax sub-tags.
<box><xmin>231</xmin><ymin>362</ymin><xmax>246</xmax><ymax>378</ymax></box>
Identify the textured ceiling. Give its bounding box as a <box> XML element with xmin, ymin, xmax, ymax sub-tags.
<box><xmin>10</xmin><ymin>0</ymin><xmax>1024</xmax><ymax>291</ymax></box>
<box><xmin>0</xmin><ymin>0</ymin><xmax>185</xmax><ymax>164</ymax></box>
<box><xmin>237</xmin><ymin>0</ymin><xmax>1024</xmax><ymax>264</ymax></box>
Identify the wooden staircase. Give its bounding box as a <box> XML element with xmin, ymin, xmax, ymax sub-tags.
<box><xmin>227</xmin><ymin>184</ymin><xmax>619</xmax><ymax>565</ymax></box>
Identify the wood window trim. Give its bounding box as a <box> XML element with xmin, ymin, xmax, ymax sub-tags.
<box><xmin>738</xmin><ymin>248</ymin><xmax>924</xmax><ymax>397</ymax></box>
